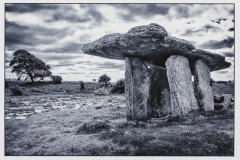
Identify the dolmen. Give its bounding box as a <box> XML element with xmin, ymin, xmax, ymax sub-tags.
<box><xmin>82</xmin><ymin>23</ymin><xmax>231</xmax><ymax>121</ymax></box>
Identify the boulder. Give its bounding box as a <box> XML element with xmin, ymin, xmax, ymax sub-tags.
<box><xmin>94</xmin><ymin>87</ymin><xmax>109</xmax><ymax>95</ymax></box>
<box><xmin>194</xmin><ymin>59</ymin><xmax>214</xmax><ymax>111</ymax></box>
<box><xmin>214</xmin><ymin>103</ymin><xmax>224</xmax><ymax>110</ymax></box>
<box><xmin>82</xmin><ymin>23</ymin><xmax>231</xmax><ymax>72</ymax></box>
<box><xmin>165</xmin><ymin>55</ymin><xmax>198</xmax><ymax>116</ymax></box>
<box><xmin>213</xmin><ymin>95</ymin><xmax>223</xmax><ymax>103</ymax></box>
<box><xmin>222</xmin><ymin>94</ymin><xmax>233</xmax><ymax>109</ymax></box>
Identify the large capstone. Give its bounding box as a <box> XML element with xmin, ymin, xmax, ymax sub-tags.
<box><xmin>166</xmin><ymin>55</ymin><xmax>198</xmax><ymax>116</ymax></box>
<box><xmin>82</xmin><ymin>23</ymin><xmax>231</xmax><ymax>72</ymax></box>
<box><xmin>125</xmin><ymin>57</ymin><xmax>151</xmax><ymax>121</ymax></box>
<box><xmin>194</xmin><ymin>59</ymin><xmax>214</xmax><ymax>111</ymax></box>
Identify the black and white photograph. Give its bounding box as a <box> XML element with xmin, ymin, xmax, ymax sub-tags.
<box><xmin>4</xmin><ymin>2</ymin><xmax>236</xmax><ymax>156</ymax></box>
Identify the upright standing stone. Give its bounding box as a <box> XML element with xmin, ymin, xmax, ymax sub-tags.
<box><xmin>125</xmin><ymin>57</ymin><xmax>151</xmax><ymax>121</ymax></box>
<box><xmin>222</xmin><ymin>94</ymin><xmax>233</xmax><ymax>109</ymax></box>
<box><xmin>150</xmin><ymin>67</ymin><xmax>171</xmax><ymax>118</ymax></box>
<box><xmin>125</xmin><ymin>57</ymin><xmax>171</xmax><ymax>121</ymax></box>
<box><xmin>194</xmin><ymin>59</ymin><xmax>214</xmax><ymax>111</ymax></box>
<box><xmin>165</xmin><ymin>55</ymin><xmax>198</xmax><ymax>116</ymax></box>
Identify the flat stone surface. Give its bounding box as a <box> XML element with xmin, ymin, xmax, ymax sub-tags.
<box><xmin>194</xmin><ymin>59</ymin><xmax>214</xmax><ymax>111</ymax></box>
<box><xmin>166</xmin><ymin>55</ymin><xmax>198</xmax><ymax>116</ymax></box>
<box><xmin>82</xmin><ymin>23</ymin><xmax>231</xmax><ymax>71</ymax></box>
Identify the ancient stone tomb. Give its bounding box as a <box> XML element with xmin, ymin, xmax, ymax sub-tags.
<box><xmin>82</xmin><ymin>23</ymin><xmax>231</xmax><ymax>121</ymax></box>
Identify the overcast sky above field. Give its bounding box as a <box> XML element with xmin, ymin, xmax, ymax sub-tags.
<box><xmin>5</xmin><ymin>3</ymin><xmax>234</xmax><ymax>82</ymax></box>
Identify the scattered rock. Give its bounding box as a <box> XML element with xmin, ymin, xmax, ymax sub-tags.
<box><xmin>15</xmin><ymin>116</ymin><xmax>26</xmax><ymax>119</ymax></box>
<box><xmin>196</xmin><ymin>115</ymin><xmax>205</xmax><ymax>120</ymax></box>
<box><xmin>167</xmin><ymin>114</ymin><xmax>180</xmax><ymax>122</ymax></box>
<box><xmin>79</xmin><ymin>120</ymin><xmax>110</xmax><ymax>134</ymax></box>
<box><xmin>150</xmin><ymin>117</ymin><xmax>168</xmax><ymax>123</ymax></box>
<box><xmin>229</xmin><ymin>102</ymin><xmax>234</xmax><ymax>109</ymax></box>
<box><xmin>94</xmin><ymin>87</ymin><xmax>109</xmax><ymax>95</ymax></box>
<box><xmin>12</xmin><ymin>148</ymin><xmax>22</xmax><ymax>152</ymax></box>
<box><xmin>214</xmin><ymin>103</ymin><xmax>224</xmax><ymax>110</ymax></box>
<box><xmin>108</xmin><ymin>128</ymin><xmax>116</xmax><ymax>134</ymax></box>
<box><xmin>222</xmin><ymin>94</ymin><xmax>233</xmax><ymax>109</ymax></box>
<box><xmin>95</xmin><ymin>106</ymin><xmax>102</xmax><ymax>110</ymax></box>
<box><xmin>123</xmin><ymin>131</ymin><xmax>132</xmax><ymax>137</ymax></box>
<box><xmin>127</xmin><ymin>121</ymin><xmax>137</xmax><ymax>126</ymax></box>
<box><xmin>213</xmin><ymin>95</ymin><xmax>223</xmax><ymax>103</ymax></box>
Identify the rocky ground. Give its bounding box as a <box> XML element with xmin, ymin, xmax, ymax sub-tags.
<box><xmin>4</xmin><ymin>80</ymin><xmax>234</xmax><ymax>156</ymax></box>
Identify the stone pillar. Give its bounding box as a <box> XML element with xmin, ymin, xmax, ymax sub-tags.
<box><xmin>194</xmin><ymin>59</ymin><xmax>214</xmax><ymax>111</ymax></box>
<box><xmin>165</xmin><ymin>55</ymin><xmax>198</xmax><ymax>116</ymax></box>
<box><xmin>125</xmin><ymin>57</ymin><xmax>151</xmax><ymax>121</ymax></box>
<box><xmin>125</xmin><ymin>57</ymin><xmax>171</xmax><ymax>121</ymax></box>
<box><xmin>150</xmin><ymin>67</ymin><xmax>171</xmax><ymax>118</ymax></box>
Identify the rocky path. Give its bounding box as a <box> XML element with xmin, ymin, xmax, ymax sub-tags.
<box><xmin>5</xmin><ymin>93</ymin><xmax>125</xmax><ymax>120</ymax></box>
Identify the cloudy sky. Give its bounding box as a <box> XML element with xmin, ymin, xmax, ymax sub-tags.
<box><xmin>5</xmin><ymin>3</ymin><xmax>234</xmax><ymax>82</ymax></box>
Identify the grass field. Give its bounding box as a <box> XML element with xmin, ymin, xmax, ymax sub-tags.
<box><xmin>4</xmin><ymin>79</ymin><xmax>234</xmax><ymax>156</ymax></box>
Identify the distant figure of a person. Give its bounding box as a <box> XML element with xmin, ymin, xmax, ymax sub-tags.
<box><xmin>80</xmin><ymin>81</ymin><xmax>86</xmax><ymax>92</ymax></box>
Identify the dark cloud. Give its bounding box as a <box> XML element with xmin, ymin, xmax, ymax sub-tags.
<box><xmin>43</xmin><ymin>42</ymin><xmax>83</xmax><ymax>54</ymax></box>
<box><xmin>5</xmin><ymin>20</ymin><xmax>75</xmax><ymax>52</ymax></box>
<box><xmin>173</xmin><ymin>4</ymin><xmax>193</xmax><ymax>18</ymax></box>
<box><xmin>99</xmin><ymin>62</ymin><xmax>125</xmax><ymax>69</ymax></box>
<box><xmin>108</xmin><ymin>4</ymin><xmax>171</xmax><ymax>21</ymax></box>
<box><xmin>51</xmin><ymin>61</ymin><xmax>74</xmax><ymax>67</ymax></box>
<box><xmin>5</xmin><ymin>4</ymin><xmax>58</xmax><ymax>13</ymax></box>
<box><xmin>44</xmin><ymin>4</ymin><xmax>105</xmax><ymax>24</ymax></box>
<box><xmin>221</xmin><ymin>52</ymin><xmax>234</xmax><ymax>57</ymax></box>
<box><xmin>198</xmin><ymin>37</ymin><xmax>234</xmax><ymax>49</ymax></box>
<box><xmin>181</xmin><ymin>28</ymin><xmax>204</xmax><ymax>36</ymax></box>
<box><xmin>47</xmin><ymin>11</ymin><xmax>91</xmax><ymax>23</ymax></box>
<box><xmin>5</xmin><ymin>59</ymin><xmax>10</xmax><ymax>63</ymax></box>
<box><xmin>171</xmin><ymin>4</ymin><xmax>205</xmax><ymax>18</ymax></box>
<box><xmin>37</xmin><ymin>54</ymin><xmax>80</xmax><ymax>62</ymax></box>
<box><xmin>87</xmin><ymin>8</ymin><xmax>105</xmax><ymax>23</ymax></box>
<box><xmin>181</xmin><ymin>25</ymin><xmax>222</xmax><ymax>36</ymax></box>
<box><xmin>79</xmin><ymin>34</ymin><xmax>93</xmax><ymax>42</ymax></box>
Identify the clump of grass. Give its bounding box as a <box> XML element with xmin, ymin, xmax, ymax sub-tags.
<box><xmin>10</xmin><ymin>86</ymin><xmax>23</xmax><ymax>96</ymax></box>
<box><xmin>75</xmin><ymin>143</ymin><xmax>134</xmax><ymax>156</ymax></box>
<box><xmin>99</xmin><ymin>123</ymin><xmax>233</xmax><ymax>156</ymax></box>
<box><xmin>77</xmin><ymin>120</ymin><xmax>111</xmax><ymax>134</ymax></box>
